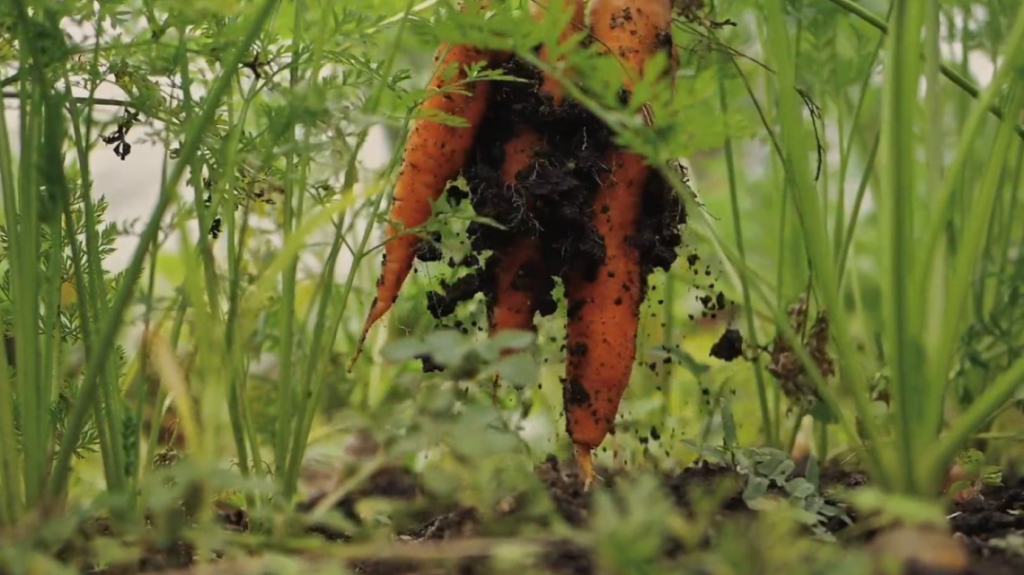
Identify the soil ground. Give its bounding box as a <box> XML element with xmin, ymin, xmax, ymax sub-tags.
<box><xmin>301</xmin><ymin>459</ymin><xmax>1024</xmax><ymax>575</ymax></box>
<box><xmin>33</xmin><ymin>457</ymin><xmax>1024</xmax><ymax>574</ymax></box>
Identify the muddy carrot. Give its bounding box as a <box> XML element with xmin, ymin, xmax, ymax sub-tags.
<box><xmin>350</xmin><ymin>41</ymin><xmax>506</xmax><ymax>368</ymax></box>
<box><xmin>564</xmin><ymin>0</ymin><xmax>675</xmax><ymax>488</ymax></box>
<box><xmin>489</xmin><ymin>0</ymin><xmax>587</xmax><ymax>398</ymax></box>
<box><xmin>489</xmin><ymin>0</ymin><xmax>587</xmax><ymax>336</ymax></box>
<box><xmin>488</xmin><ymin>128</ymin><xmax>545</xmax><ymax>341</ymax></box>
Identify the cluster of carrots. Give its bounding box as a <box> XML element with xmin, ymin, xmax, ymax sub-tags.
<box><xmin>352</xmin><ymin>0</ymin><xmax>680</xmax><ymax>488</ymax></box>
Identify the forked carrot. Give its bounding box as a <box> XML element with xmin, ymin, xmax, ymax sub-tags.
<box><xmin>563</xmin><ymin>0</ymin><xmax>675</xmax><ymax>488</ymax></box>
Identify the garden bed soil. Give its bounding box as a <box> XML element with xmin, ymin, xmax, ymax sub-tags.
<box><xmin>303</xmin><ymin>458</ymin><xmax>1024</xmax><ymax>575</ymax></box>
<box><xmin>31</xmin><ymin>457</ymin><xmax>1024</xmax><ymax>574</ymax></box>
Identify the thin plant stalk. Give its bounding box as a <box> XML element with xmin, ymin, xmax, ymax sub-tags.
<box><xmin>9</xmin><ymin>0</ymin><xmax>44</xmax><ymax>506</ymax></box>
<box><xmin>47</xmin><ymin>0</ymin><xmax>281</xmax><ymax>504</ymax></box>
<box><xmin>763</xmin><ymin>0</ymin><xmax>888</xmax><ymax>485</ymax></box>
<box><xmin>0</xmin><ymin>104</ymin><xmax>21</xmax><ymax>524</ymax></box>
<box><xmin>835</xmin><ymin>2</ymin><xmax>891</xmax><ymax>270</ymax></box>
<box><xmin>917</xmin><ymin>87</ymin><xmax>1024</xmax><ymax>492</ymax></box>
<box><xmin>718</xmin><ymin>67</ymin><xmax>774</xmax><ymax>448</ymax></box>
<box><xmin>914</xmin><ymin>4</ymin><xmax>1024</xmax><ymax>292</ymax></box>
<box><xmin>920</xmin><ymin>7</ymin><xmax>1024</xmax><ymax>449</ymax></box>
<box><xmin>282</xmin><ymin>0</ymin><xmax>424</xmax><ymax>498</ymax></box>
<box><xmin>274</xmin><ymin>0</ymin><xmax>306</xmax><ymax>478</ymax></box>
<box><xmin>837</xmin><ymin>133</ymin><xmax>879</xmax><ymax>279</ymax></box>
<box><xmin>878</xmin><ymin>0</ymin><xmax>927</xmax><ymax>494</ymax></box>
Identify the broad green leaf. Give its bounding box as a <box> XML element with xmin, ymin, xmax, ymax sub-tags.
<box><xmin>380</xmin><ymin>337</ymin><xmax>431</xmax><ymax>362</ymax></box>
<box><xmin>743</xmin><ymin>475</ymin><xmax>770</xmax><ymax>503</ymax></box>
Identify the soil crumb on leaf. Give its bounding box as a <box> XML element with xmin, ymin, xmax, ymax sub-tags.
<box><xmin>709</xmin><ymin>327</ymin><xmax>744</xmax><ymax>361</ymax></box>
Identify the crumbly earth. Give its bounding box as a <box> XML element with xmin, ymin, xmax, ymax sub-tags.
<box><xmin>327</xmin><ymin>461</ymin><xmax>1024</xmax><ymax>575</ymax></box>
<box><xmin>46</xmin><ymin>459</ymin><xmax>1024</xmax><ymax>574</ymax></box>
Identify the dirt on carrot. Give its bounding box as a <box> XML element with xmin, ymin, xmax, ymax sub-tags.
<box><xmin>351</xmin><ymin>39</ymin><xmax>508</xmax><ymax>366</ymax></box>
<box><xmin>425</xmin><ymin>51</ymin><xmax>686</xmax><ymax>332</ymax></box>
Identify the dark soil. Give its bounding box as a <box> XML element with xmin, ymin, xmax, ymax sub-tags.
<box><xmin>301</xmin><ymin>459</ymin><xmax>1024</xmax><ymax>575</ymax></box>
<box><xmin>288</xmin><ymin>456</ymin><xmax>1024</xmax><ymax>572</ymax></box>
<box><xmin>28</xmin><ymin>458</ymin><xmax>1024</xmax><ymax>575</ymax></box>
<box><xmin>709</xmin><ymin>327</ymin><xmax>744</xmax><ymax>361</ymax></box>
<box><xmin>949</xmin><ymin>481</ymin><xmax>1024</xmax><ymax>575</ymax></box>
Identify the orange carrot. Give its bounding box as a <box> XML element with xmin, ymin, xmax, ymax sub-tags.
<box><xmin>350</xmin><ymin>41</ymin><xmax>506</xmax><ymax>367</ymax></box>
<box><xmin>533</xmin><ymin>0</ymin><xmax>589</xmax><ymax>105</ymax></box>
<box><xmin>490</xmin><ymin>0</ymin><xmax>587</xmax><ymax>337</ymax></box>
<box><xmin>488</xmin><ymin>128</ymin><xmax>545</xmax><ymax>341</ymax></box>
<box><xmin>489</xmin><ymin>0</ymin><xmax>587</xmax><ymax>398</ymax></box>
<box><xmin>564</xmin><ymin>0</ymin><xmax>675</xmax><ymax>487</ymax></box>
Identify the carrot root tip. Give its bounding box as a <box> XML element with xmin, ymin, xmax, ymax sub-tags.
<box><xmin>574</xmin><ymin>443</ymin><xmax>598</xmax><ymax>491</ymax></box>
<box><xmin>347</xmin><ymin>334</ymin><xmax>368</xmax><ymax>373</ymax></box>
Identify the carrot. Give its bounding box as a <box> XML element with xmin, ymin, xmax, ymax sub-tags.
<box><xmin>489</xmin><ymin>0</ymin><xmax>587</xmax><ymax>336</ymax></box>
<box><xmin>533</xmin><ymin>0</ymin><xmax>589</xmax><ymax>105</ymax></box>
<box><xmin>488</xmin><ymin>0</ymin><xmax>587</xmax><ymax>399</ymax></box>
<box><xmin>563</xmin><ymin>0</ymin><xmax>675</xmax><ymax>488</ymax></box>
<box><xmin>488</xmin><ymin>127</ymin><xmax>545</xmax><ymax>340</ymax></box>
<box><xmin>350</xmin><ymin>40</ymin><xmax>506</xmax><ymax>367</ymax></box>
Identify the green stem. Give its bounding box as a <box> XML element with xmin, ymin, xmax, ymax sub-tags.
<box><xmin>925</xmin><ymin>352</ymin><xmax>1024</xmax><ymax>494</ymax></box>
<box><xmin>38</xmin><ymin>90</ymin><xmax>70</xmax><ymax>495</ymax></box>
<box><xmin>0</xmin><ymin>98</ymin><xmax>22</xmax><ymax>523</ymax></box>
<box><xmin>786</xmin><ymin>410</ymin><xmax>807</xmax><ymax>457</ymax></box>
<box><xmin>282</xmin><ymin>216</ymin><xmax>346</xmax><ymax>499</ymax></box>
<box><xmin>9</xmin><ymin>0</ymin><xmax>44</xmax><ymax>504</ymax></box>
<box><xmin>61</xmin><ymin>4</ymin><xmax>127</xmax><ymax>498</ymax></box>
<box><xmin>918</xmin><ymin>6</ymin><xmax>1024</xmax><ymax>441</ymax></box>
<box><xmin>227</xmin><ymin>201</ymin><xmax>263</xmax><ymax>493</ymax></box>
<box><xmin>880</xmin><ymin>0</ymin><xmax>927</xmax><ymax>494</ymax></box>
<box><xmin>814</xmin><ymin>419</ymin><xmax>829</xmax><ymax>462</ymax></box>
<box><xmin>921</xmin><ymin>88</ymin><xmax>1021</xmax><ymax>469</ymax></box>
<box><xmin>283</xmin><ymin>0</ymin><xmax>419</xmax><ymax>498</ymax></box>
<box><xmin>718</xmin><ymin>68</ymin><xmax>774</xmax><ymax>447</ymax></box>
<box><xmin>46</xmin><ymin>0</ymin><xmax>281</xmax><ymax>505</ymax></box>
<box><xmin>63</xmin><ymin>89</ymin><xmax>123</xmax><ymax>498</ymax></box>
<box><xmin>274</xmin><ymin>0</ymin><xmax>306</xmax><ymax>478</ymax></box>
<box><xmin>835</xmin><ymin>2</ymin><xmax>891</xmax><ymax>270</ymax></box>
<box><xmin>764</xmin><ymin>0</ymin><xmax>888</xmax><ymax>485</ymax></box>
<box><xmin>837</xmin><ymin>133</ymin><xmax>879</xmax><ymax>278</ymax></box>
<box><xmin>213</xmin><ymin>58</ymin><xmax>267</xmax><ymax>485</ymax></box>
